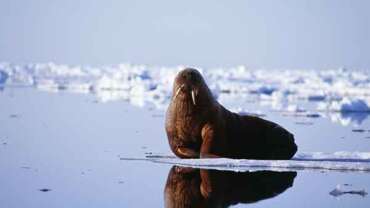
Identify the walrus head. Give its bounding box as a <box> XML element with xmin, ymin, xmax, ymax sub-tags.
<box><xmin>172</xmin><ymin>68</ymin><xmax>214</xmax><ymax>108</ymax></box>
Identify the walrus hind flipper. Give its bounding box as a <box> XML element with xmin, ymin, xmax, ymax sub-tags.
<box><xmin>265</xmin><ymin>125</ymin><xmax>298</xmax><ymax>159</ymax></box>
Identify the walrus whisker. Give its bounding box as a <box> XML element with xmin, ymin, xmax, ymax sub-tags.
<box><xmin>174</xmin><ymin>84</ymin><xmax>185</xmax><ymax>100</ymax></box>
<box><xmin>191</xmin><ymin>89</ymin><xmax>196</xmax><ymax>106</ymax></box>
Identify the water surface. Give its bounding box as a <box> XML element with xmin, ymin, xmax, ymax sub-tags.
<box><xmin>0</xmin><ymin>87</ymin><xmax>369</xmax><ymax>207</ymax></box>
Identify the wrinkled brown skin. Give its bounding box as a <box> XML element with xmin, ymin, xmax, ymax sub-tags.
<box><xmin>165</xmin><ymin>68</ymin><xmax>298</xmax><ymax>159</ymax></box>
<box><xmin>164</xmin><ymin>166</ymin><xmax>297</xmax><ymax>208</ymax></box>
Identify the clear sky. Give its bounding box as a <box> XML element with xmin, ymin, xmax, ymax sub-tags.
<box><xmin>0</xmin><ymin>0</ymin><xmax>369</xmax><ymax>69</ymax></box>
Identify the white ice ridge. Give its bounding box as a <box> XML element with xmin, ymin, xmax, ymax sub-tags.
<box><xmin>142</xmin><ymin>151</ymin><xmax>370</xmax><ymax>173</ymax></box>
<box><xmin>294</xmin><ymin>151</ymin><xmax>370</xmax><ymax>162</ymax></box>
<box><xmin>1</xmin><ymin>62</ymin><xmax>370</xmax><ymax>112</ymax></box>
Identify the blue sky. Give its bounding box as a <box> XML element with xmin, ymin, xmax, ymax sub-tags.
<box><xmin>0</xmin><ymin>0</ymin><xmax>369</xmax><ymax>69</ymax></box>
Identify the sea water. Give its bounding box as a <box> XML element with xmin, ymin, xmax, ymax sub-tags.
<box><xmin>0</xmin><ymin>64</ymin><xmax>370</xmax><ymax>207</ymax></box>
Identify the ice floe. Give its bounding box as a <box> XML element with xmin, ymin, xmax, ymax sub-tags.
<box><xmin>118</xmin><ymin>151</ymin><xmax>370</xmax><ymax>173</ymax></box>
<box><xmin>142</xmin><ymin>151</ymin><xmax>370</xmax><ymax>173</ymax></box>
<box><xmin>1</xmin><ymin>62</ymin><xmax>369</xmax><ymax>125</ymax></box>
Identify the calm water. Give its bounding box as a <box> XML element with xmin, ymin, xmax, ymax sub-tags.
<box><xmin>0</xmin><ymin>88</ymin><xmax>369</xmax><ymax>207</ymax></box>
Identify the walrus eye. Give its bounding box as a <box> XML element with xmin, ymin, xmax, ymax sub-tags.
<box><xmin>189</xmin><ymin>71</ymin><xmax>198</xmax><ymax>83</ymax></box>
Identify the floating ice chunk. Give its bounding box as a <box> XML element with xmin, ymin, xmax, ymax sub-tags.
<box><xmin>271</xmin><ymin>89</ymin><xmax>294</xmax><ymax>101</ymax></box>
<box><xmin>326</xmin><ymin>113</ymin><xmax>353</xmax><ymax>126</ymax></box>
<box><xmin>339</xmin><ymin>98</ymin><xmax>370</xmax><ymax>112</ymax></box>
<box><xmin>308</xmin><ymin>94</ymin><xmax>326</xmax><ymax>101</ymax></box>
<box><xmin>0</xmin><ymin>70</ymin><xmax>9</xmax><ymax>84</ymax></box>
<box><xmin>95</xmin><ymin>90</ymin><xmax>129</xmax><ymax>103</ymax></box>
<box><xmin>330</xmin><ymin>184</ymin><xmax>368</xmax><ymax>197</ymax></box>
<box><xmin>286</xmin><ymin>105</ymin><xmax>306</xmax><ymax>113</ymax></box>
<box><xmin>252</xmin><ymin>86</ymin><xmax>277</xmax><ymax>95</ymax></box>
<box><xmin>94</xmin><ymin>75</ymin><xmax>129</xmax><ymax>91</ymax></box>
<box><xmin>305</xmin><ymin>113</ymin><xmax>321</xmax><ymax>118</ymax></box>
<box><xmin>208</xmin><ymin>83</ymin><xmax>221</xmax><ymax>99</ymax></box>
<box><xmin>318</xmin><ymin>98</ymin><xmax>370</xmax><ymax>112</ymax></box>
<box><xmin>317</xmin><ymin>102</ymin><xmax>328</xmax><ymax>111</ymax></box>
<box><xmin>230</xmin><ymin>107</ymin><xmax>265</xmax><ymax>117</ymax></box>
<box><xmin>61</xmin><ymin>82</ymin><xmax>92</xmax><ymax>93</ymax></box>
<box><xmin>35</xmin><ymin>79</ymin><xmax>59</xmax><ymax>92</ymax></box>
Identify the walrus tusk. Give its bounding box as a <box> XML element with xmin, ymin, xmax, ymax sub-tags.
<box><xmin>174</xmin><ymin>84</ymin><xmax>185</xmax><ymax>100</ymax></box>
<box><xmin>191</xmin><ymin>89</ymin><xmax>196</xmax><ymax>106</ymax></box>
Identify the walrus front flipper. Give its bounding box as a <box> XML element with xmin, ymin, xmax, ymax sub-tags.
<box><xmin>265</xmin><ymin>125</ymin><xmax>297</xmax><ymax>159</ymax></box>
<box><xmin>200</xmin><ymin>123</ymin><xmax>225</xmax><ymax>158</ymax></box>
<box><xmin>176</xmin><ymin>147</ymin><xmax>200</xmax><ymax>158</ymax></box>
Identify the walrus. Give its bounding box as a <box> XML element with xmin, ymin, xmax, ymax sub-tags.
<box><xmin>164</xmin><ymin>166</ymin><xmax>296</xmax><ymax>208</ymax></box>
<box><xmin>165</xmin><ymin>68</ymin><xmax>297</xmax><ymax>159</ymax></box>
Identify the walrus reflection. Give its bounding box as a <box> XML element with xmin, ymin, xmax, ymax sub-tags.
<box><xmin>164</xmin><ymin>166</ymin><xmax>296</xmax><ymax>208</ymax></box>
